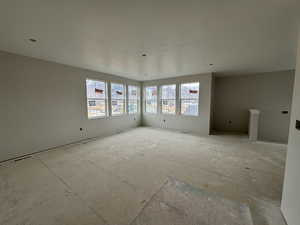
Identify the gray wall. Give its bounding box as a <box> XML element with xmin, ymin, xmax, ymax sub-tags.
<box><xmin>142</xmin><ymin>73</ymin><xmax>213</xmax><ymax>135</ymax></box>
<box><xmin>0</xmin><ymin>51</ymin><xmax>141</xmax><ymax>162</ymax></box>
<box><xmin>281</xmin><ymin>31</ymin><xmax>300</xmax><ymax>225</ymax></box>
<box><xmin>213</xmin><ymin>71</ymin><xmax>295</xmax><ymax>143</ymax></box>
<box><xmin>210</xmin><ymin>75</ymin><xmax>216</xmax><ymax>134</ymax></box>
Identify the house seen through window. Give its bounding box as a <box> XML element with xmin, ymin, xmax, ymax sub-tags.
<box><xmin>180</xmin><ymin>82</ymin><xmax>200</xmax><ymax>116</ymax></box>
<box><xmin>161</xmin><ymin>84</ymin><xmax>176</xmax><ymax>114</ymax></box>
<box><xmin>128</xmin><ymin>85</ymin><xmax>139</xmax><ymax>114</ymax></box>
<box><xmin>86</xmin><ymin>79</ymin><xmax>107</xmax><ymax>118</ymax></box>
<box><xmin>145</xmin><ymin>86</ymin><xmax>157</xmax><ymax>113</ymax></box>
<box><xmin>111</xmin><ymin>83</ymin><xmax>125</xmax><ymax>115</ymax></box>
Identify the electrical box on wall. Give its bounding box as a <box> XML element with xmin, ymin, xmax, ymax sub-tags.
<box><xmin>296</xmin><ymin>120</ymin><xmax>300</xmax><ymax>130</ymax></box>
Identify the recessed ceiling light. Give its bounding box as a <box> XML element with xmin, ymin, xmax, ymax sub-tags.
<box><xmin>29</xmin><ymin>38</ymin><xmax>37</xmax><ymax>43</ymax></box>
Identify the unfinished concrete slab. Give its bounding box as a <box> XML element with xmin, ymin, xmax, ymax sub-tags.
<box><xmin>131</xmin><ymin>177</ymin><xmax>253</xmax><ymax>225</ymax></box>
<box><xmin>0</xmin><ymin>127</ymin><xmax>287</xmax><ymax>225</ymax></box>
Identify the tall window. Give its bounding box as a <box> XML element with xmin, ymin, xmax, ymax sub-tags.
<box><xmin>86</xmin><ymin>79</ymin><xmax>107</xmax><ymax>118</ymax></box>
<box><xmin>180</xmin><ymin>82</ymin><xmax>200</xmax><ymax>116</ymax></box>
<box><xmin>111</xmin><ymin>83</ymin><xmax>125</xmax><ymax>115</ymax></box>
<box><xmin>128</xmin><ymin>85</ymin><xmax>139</xmax><ymax>114</ymax></box>
<box><xmin>145</xmin><ymin>86</ymin><xmax>157</xmax><ymax>113</ymax></box>
<box><xmin>161</xmin><ymin>84</ymin><xmax>176</xmax><ymax>114</ymax></box>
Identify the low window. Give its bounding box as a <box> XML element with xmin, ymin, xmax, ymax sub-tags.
<box><xmin>180</xmin><ymin>82</ymin><xmax>200</xmax><ymax>116</ymax></box>
<box><xmin>111</xmin><ymin>83</ymin><xmax>125</xmax><ymax>115</ymax></box>
<box><xmin>145</xmin><ymin>86</ymin><xmax>157</xmax><ymax>113</ymax></box>
<box><xmin>128</xmin><ymin>85</ymin><xmax>139</xmax><ymax>114</ymax></box>
<box><xmin>86</xmin><ymin>79</ymin><xmax>107</xmax><ymax>118</ymax></box>
<box><xmin>161</xmin><ymin>84</ymin><xmax>176</xmax><ymax>114</ymax></box>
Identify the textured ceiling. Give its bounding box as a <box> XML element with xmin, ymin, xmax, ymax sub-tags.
<box><xmin>0</xmin><ymin>0</ymin><xmax>299</xmax><ymax>80</ymax></box>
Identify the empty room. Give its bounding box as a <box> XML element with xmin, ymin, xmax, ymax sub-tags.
<box><xmin>1</xmin><ymin>1</ymin><xmax>300</xmax><ymax>225</ymax></box>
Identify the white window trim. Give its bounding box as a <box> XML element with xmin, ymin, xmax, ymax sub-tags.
<box><xmin>144</xmin><ymin>86</ymin><xmax>158</xmax><ymax>114</ymax></box>
<box><xmin>86</xmin><ymin>78</ymin><xmax>108</xmax><ymax>119</ymax></box>
<box><xmin>160</xmin><ymin>84</ymin><xmax>177</xmax><ymax>115</ymax></box>
<box><xmin>179</xmin><ymin>82</ymin><xmax>200</xmax><ymax>117</ymax></box>
<box><xmin>127</xmin><ymin>85</ymin><xmax>140</xmax><ymax>115</ymax></box>
<box><xmin>111</xmin><ymin>82</ymin><xmax>126</xmax><ymax>116</ymax></box>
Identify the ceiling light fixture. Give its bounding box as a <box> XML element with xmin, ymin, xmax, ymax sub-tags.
<box><xmin>29</xmin><ymin>38</ymin><xmax>37</xmax><ymax>43</ymax></box>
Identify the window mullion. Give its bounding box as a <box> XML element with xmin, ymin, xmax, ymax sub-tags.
<box><xmin>108</xmin><ymin>82</ymin><xmax>112</xmax><ymax>116</ymax></box>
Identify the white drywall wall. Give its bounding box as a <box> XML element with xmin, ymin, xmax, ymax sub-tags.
<box><xmin>142</xmin><ymin>74</ymin><xmax>213</xmax><ymax>135</ymax></box>
<box><xmin>213</xmin><ymin>71</ymin><xmax>294</xmax><ymax>143</ymax></box>
<box><xmin>0</xmin><ymin>51</ymin><xmax>141</xmax><ymax>162</ymax></box>
<box><xmin>281</xmin><ymin>31</ymin><xmax>300</xmax><ymax>225</ymax></box>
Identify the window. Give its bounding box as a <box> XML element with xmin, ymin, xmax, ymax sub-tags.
<box><xmin>161</xmin><ymin>84</ymin><xmax>176</xmax><ymax>114</ymax></box>
<box><xmin>145</xmin><ymin>86</ymin><xmax>157</xmax><ymax>113</ymax></box>
<box><xmin>111</xmin><ymin>83</ymin><xmax>125</xmax><ymax>115</ymax></box>
<box><xmin>128</xmin><ymin>85</ymin><xmax>139</xmax><ymax>114</ymax></box>
<box><xmin>180</xmin><ymin>82</ymin><xmax>199</xmax><ymax>116</ymax></box>
<box><xmin>86</xmin><ymin>79</ymin><xmax>107</xmax><ymax>118</ymax></box>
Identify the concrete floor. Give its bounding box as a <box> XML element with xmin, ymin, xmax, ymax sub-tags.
<box><xmin>0</xmin><ymin>127</ymin><xmax>287</xmax><ymax>225</ymax></box>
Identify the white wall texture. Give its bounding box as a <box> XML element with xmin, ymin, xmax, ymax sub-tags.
<box><xmin>281</xmin><ymin>31</ymin><xmax>300</xmax><ymax>225</ymax></box>
<box><xmin>142</xmin><ymin>74</ymin><xmax>213</xmax><ymax>135</ymax></box>
<box><xmin>0</xmin><ymin>51</ymin><xmax>141</xmax><ymax>162</ymax></box>
<box><xmin>213</xmin><ymin>71</ymin><xmax>295</xmax><ymax>143</ymax></box>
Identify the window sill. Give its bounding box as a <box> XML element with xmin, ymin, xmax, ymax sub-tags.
<box><xmin>88</xmin><ymin>116</ymin><xmax>107</xmax><ymax>120</ymax></box>
<box><xmin>179</xmin><ymin>114</ymin><xmax>199</xmax><ymax>117</ymax></box>
<box><xmin>161</xmin><ymin>113</ymin><xmax>176</xmax><ymax>116</ymax></box>
<box><xmin>111</xmin><ymin>114</ymin><xmax>126</xmax><ymax>117</ymax></box>
<box><xmin>144</xmin><ymin>112</ymin><xmax>158</xmax><ymax>115</ymax></box>
<box><xmin>143</xmin><ymin>113</ymin><xmax>199</xmax><ymax>117</ymax></box>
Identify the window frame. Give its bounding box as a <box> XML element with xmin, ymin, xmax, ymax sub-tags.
<box><xmin>179</xmin><ymin>82</ymin><xmax>200</xmax><ymax>117</ymax></box>
<box><xmin>144</xmin><ymin>86</ymin><xmax>158</xmax><ymax>114</ymax></box>
<box><xmin>86</xmin><ymin>78</ymin><xmax>108</xmax><ymax>119</ymax></box>
<box><xmin>127</xmin><ymin>85</ymin><xmax>140</xmax><ymax>114</ymax></box>
<box><xmin>110</xmin><ymin>82</ymin><xmax>126</xmax><ymax>116</ymax></box>
<box><xmin>160</xmin><ymin>84</ymin><xmax>177</xmax><ymax>115</ymax></box>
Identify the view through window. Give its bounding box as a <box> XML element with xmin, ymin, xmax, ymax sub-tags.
<box><xmin>161</xmin><ymin>84</ymin><xmax>176</xmax><ymax>114</ymax></box>
<box><xmin>86</xmin><ymin>79</ymin><xmax>107</xmax><ymax>118</ymax></box>
<box><xmin>180</xmin><ymin>82</ymin><xmax>199</xmax><ymax>116</ymax></box>
<box><xmin>128</xmin><ymin>85</ymin><xmax>139</xmax><ymax>114</ymax></box>
<box><xmin>111</xmin><ymin>83</ymin><xmax>125</xmax><ymax>115</ymax></box>
<box><xmin>145</xmin><ymin>86</ymin><xmax>157</xmax><ymax>113</ymax></box>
